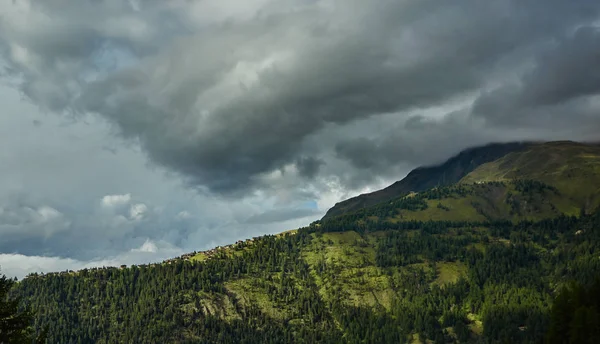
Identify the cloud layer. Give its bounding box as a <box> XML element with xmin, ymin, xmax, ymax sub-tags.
<box><xmin>1</xmin><ymin>0</ymin><xmax>600</xmax><ymax>277</ymax></box>
<box><xmin>2</xmin><ymin>0</ymin><xmax>599</xmax><ymax>195</ymax></box>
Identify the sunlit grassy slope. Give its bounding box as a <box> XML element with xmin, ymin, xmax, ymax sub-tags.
<box><xmin>327</xmin><ymin>141</ymin><xmax>600</xmax><ymax>220</ymax></box>
<box><xmin>323</xmin><ymin>141</ymin><xmax>600</xmax><ymax>225</ymax></box>
<box><xmin>461</xmin><ymin>141</ymin><xmax>600</xmax><ymax>212</ymax></box>
<box><xmin>324</xmin><ymin>142</ymin><xmax>532</xmax><ymax>219</ymax></box>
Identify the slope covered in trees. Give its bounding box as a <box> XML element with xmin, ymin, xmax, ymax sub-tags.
<box><xmin>0</xmin><ymin>272</ymin><xmax>46</xmax><ymax>343</ymax></box>
<box><xmin>10</xmin><ymin>140</ymin><xmax>600</xmax><ymax>343</ymax></box>
<box><xmin>545</xmin><ymin>279</ymin><xmax>600</xmax><ymax>344</ymax></box>
<box><xmin>12</xmin><ymin>210</ymin><xmax>600</xmax><ymax>343</ymax></box>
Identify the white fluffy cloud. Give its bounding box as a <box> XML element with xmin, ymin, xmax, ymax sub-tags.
<box><xmin>35</xmin><ymin>206</ymin><xmax>58</xmax><ymax>220</ymax></box>
<box><xmin>0</xmin><ymin>238</ymin><xmax>183</xmax><ymax>279</ymax></box>
<box><xmin>101</xmin><ymin>194</ymin><xmax>132</xmax><ymax>207</ymax></box>
<box><xmin>176</xmin><ymin>211</ymin><xmax>191</xmax><ymax>220</ymax></box>
<box><xmin>132</xmin><ymin>239</ymin><xmax>158</xmax><ymax>253</ymax></box>
<box><xmin>129</xmin><ymin>203</ymin><xmax>147</xmax><ymax>221</ymax></box>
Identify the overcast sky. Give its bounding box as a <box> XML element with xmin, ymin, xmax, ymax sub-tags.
<box><xmin>1</xmin><ymin>0</ymin><xmax>600</xmax><ymax>279</ymax></box>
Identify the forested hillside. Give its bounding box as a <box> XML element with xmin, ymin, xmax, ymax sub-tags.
<box><xmin>13</xmin><ymin>210</ymin><xmax>600</xmax><ymax>343</ymax></box>
<box><xmin>9</xmin><ymin>141</ymin><xmax>600</xmax><ymax>343</ymax></box>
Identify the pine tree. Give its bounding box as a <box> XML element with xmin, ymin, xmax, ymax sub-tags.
<box><xmin>0</xmin><ymin>271</ymin><xmax>46</xmax><ymax>344</ymax></box>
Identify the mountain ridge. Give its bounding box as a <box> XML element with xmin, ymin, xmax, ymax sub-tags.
<box><xmin>323</xmin><ymin>141</ymin><xmax>533</xmax><ymax>219</ymax></box>
<box><xmin>324</xmin><ymin>140</ymin><xmax>600</xmax><ymax>219</ymax></box>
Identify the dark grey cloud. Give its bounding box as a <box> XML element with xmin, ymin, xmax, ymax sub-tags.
<box><xmin>472</xmin><ymin>25</ymin><xmax>600</xmax><ymax>129</ymax></box>
<box><xmin>331</xmin><ymin>86</ymin><xmax>600</xmax><ymax>189</ymax></box>
<box><xmin>334</xmin><ymin>112</ymin><xmax>493</xmax><ymax>176</ymax></box>
<box><xmin>295</xmin><ymin>156</ymin><xmax>324</xmax><ymax>179</ymax></box>
<box><xmin>2</xmin><ymin>1</ymin><xmax>599</xmax><ymax>195</ymax></box>
<box><xmin>521</xmin><ymin>27</ymin><xmax>600</xmax><ymax>106</ymax></box>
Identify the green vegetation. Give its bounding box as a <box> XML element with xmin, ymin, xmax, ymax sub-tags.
<box><xmin>324</xmin><ymin>142</ymin><xmax>531</xmax><ymax>218</ymax></box>
<box><xmin>545</xmin><ymin>279</ymin><xmax>600</xmax><ymax>343</ymax></box>
<box><xmin>327</xmin><ymin>141</ymin><xmax>600</xmax><ymax>220</ymax></box>
<box><xmin>462</xmin><ymin>141</ymin><xmax>600</xmax><ymax>213</ymax></box>
<box><xmin>315</xmin><ymin>179</ymin><xmax>581</xmax><ymax>233</ymax></box>
<box><xmin>12</xmin><ymin>211</ymin><xmax>600</xmax><ymax>343</ymax></box>
<box><xmin>0</xmin><ymin>271</ymin><xmax>46</xmax><ymax>343</ymax></box>
<box><xmin>9</xmin><ymin>140</ymin><xmax>600</xmax><ymax>343</ymax></box>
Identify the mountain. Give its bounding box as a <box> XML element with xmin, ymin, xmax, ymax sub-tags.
<box><xmin>324</xmin><ymin>141</ymin><xmax>600</xmax><ymax>219</ymax></box>
<box><xmin>12</xmin><ymin>140</ymin><xmax>600</xmax><ymax>344</ymax></box>
<box><xmin>323</xmin><ymin>142</ymin><xmax>531</xmax><ymax>219</ymax></box>
<box><xmin>319</xmin><ymin>141</ymin><xmax>600</xmax><ymax>226</ymax></box>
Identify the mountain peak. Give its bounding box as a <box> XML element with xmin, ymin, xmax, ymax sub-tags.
<box><xmin>324</xmin><ymin>140</ymin><xmax>600</xmax><ymax>219</ymax></box>
<box><xmin>324</xmin><ymin>141</ymin><xmax>532</xmax><ymax>219</ymax></box>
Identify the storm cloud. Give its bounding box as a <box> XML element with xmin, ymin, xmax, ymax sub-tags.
<box><xmin>472</xmin><ymin>25</ymin><xmax>600</xmax><ymax>132</ymax></box>
<box><xmin>1</xmin><ymin>0</ymin><xmax>600</xmax><ymax>277</ymax></box>
<box><xmin>1</xmin><ymin>0</ymin><xmax>599</xmax><ymax>194</ymax></box>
